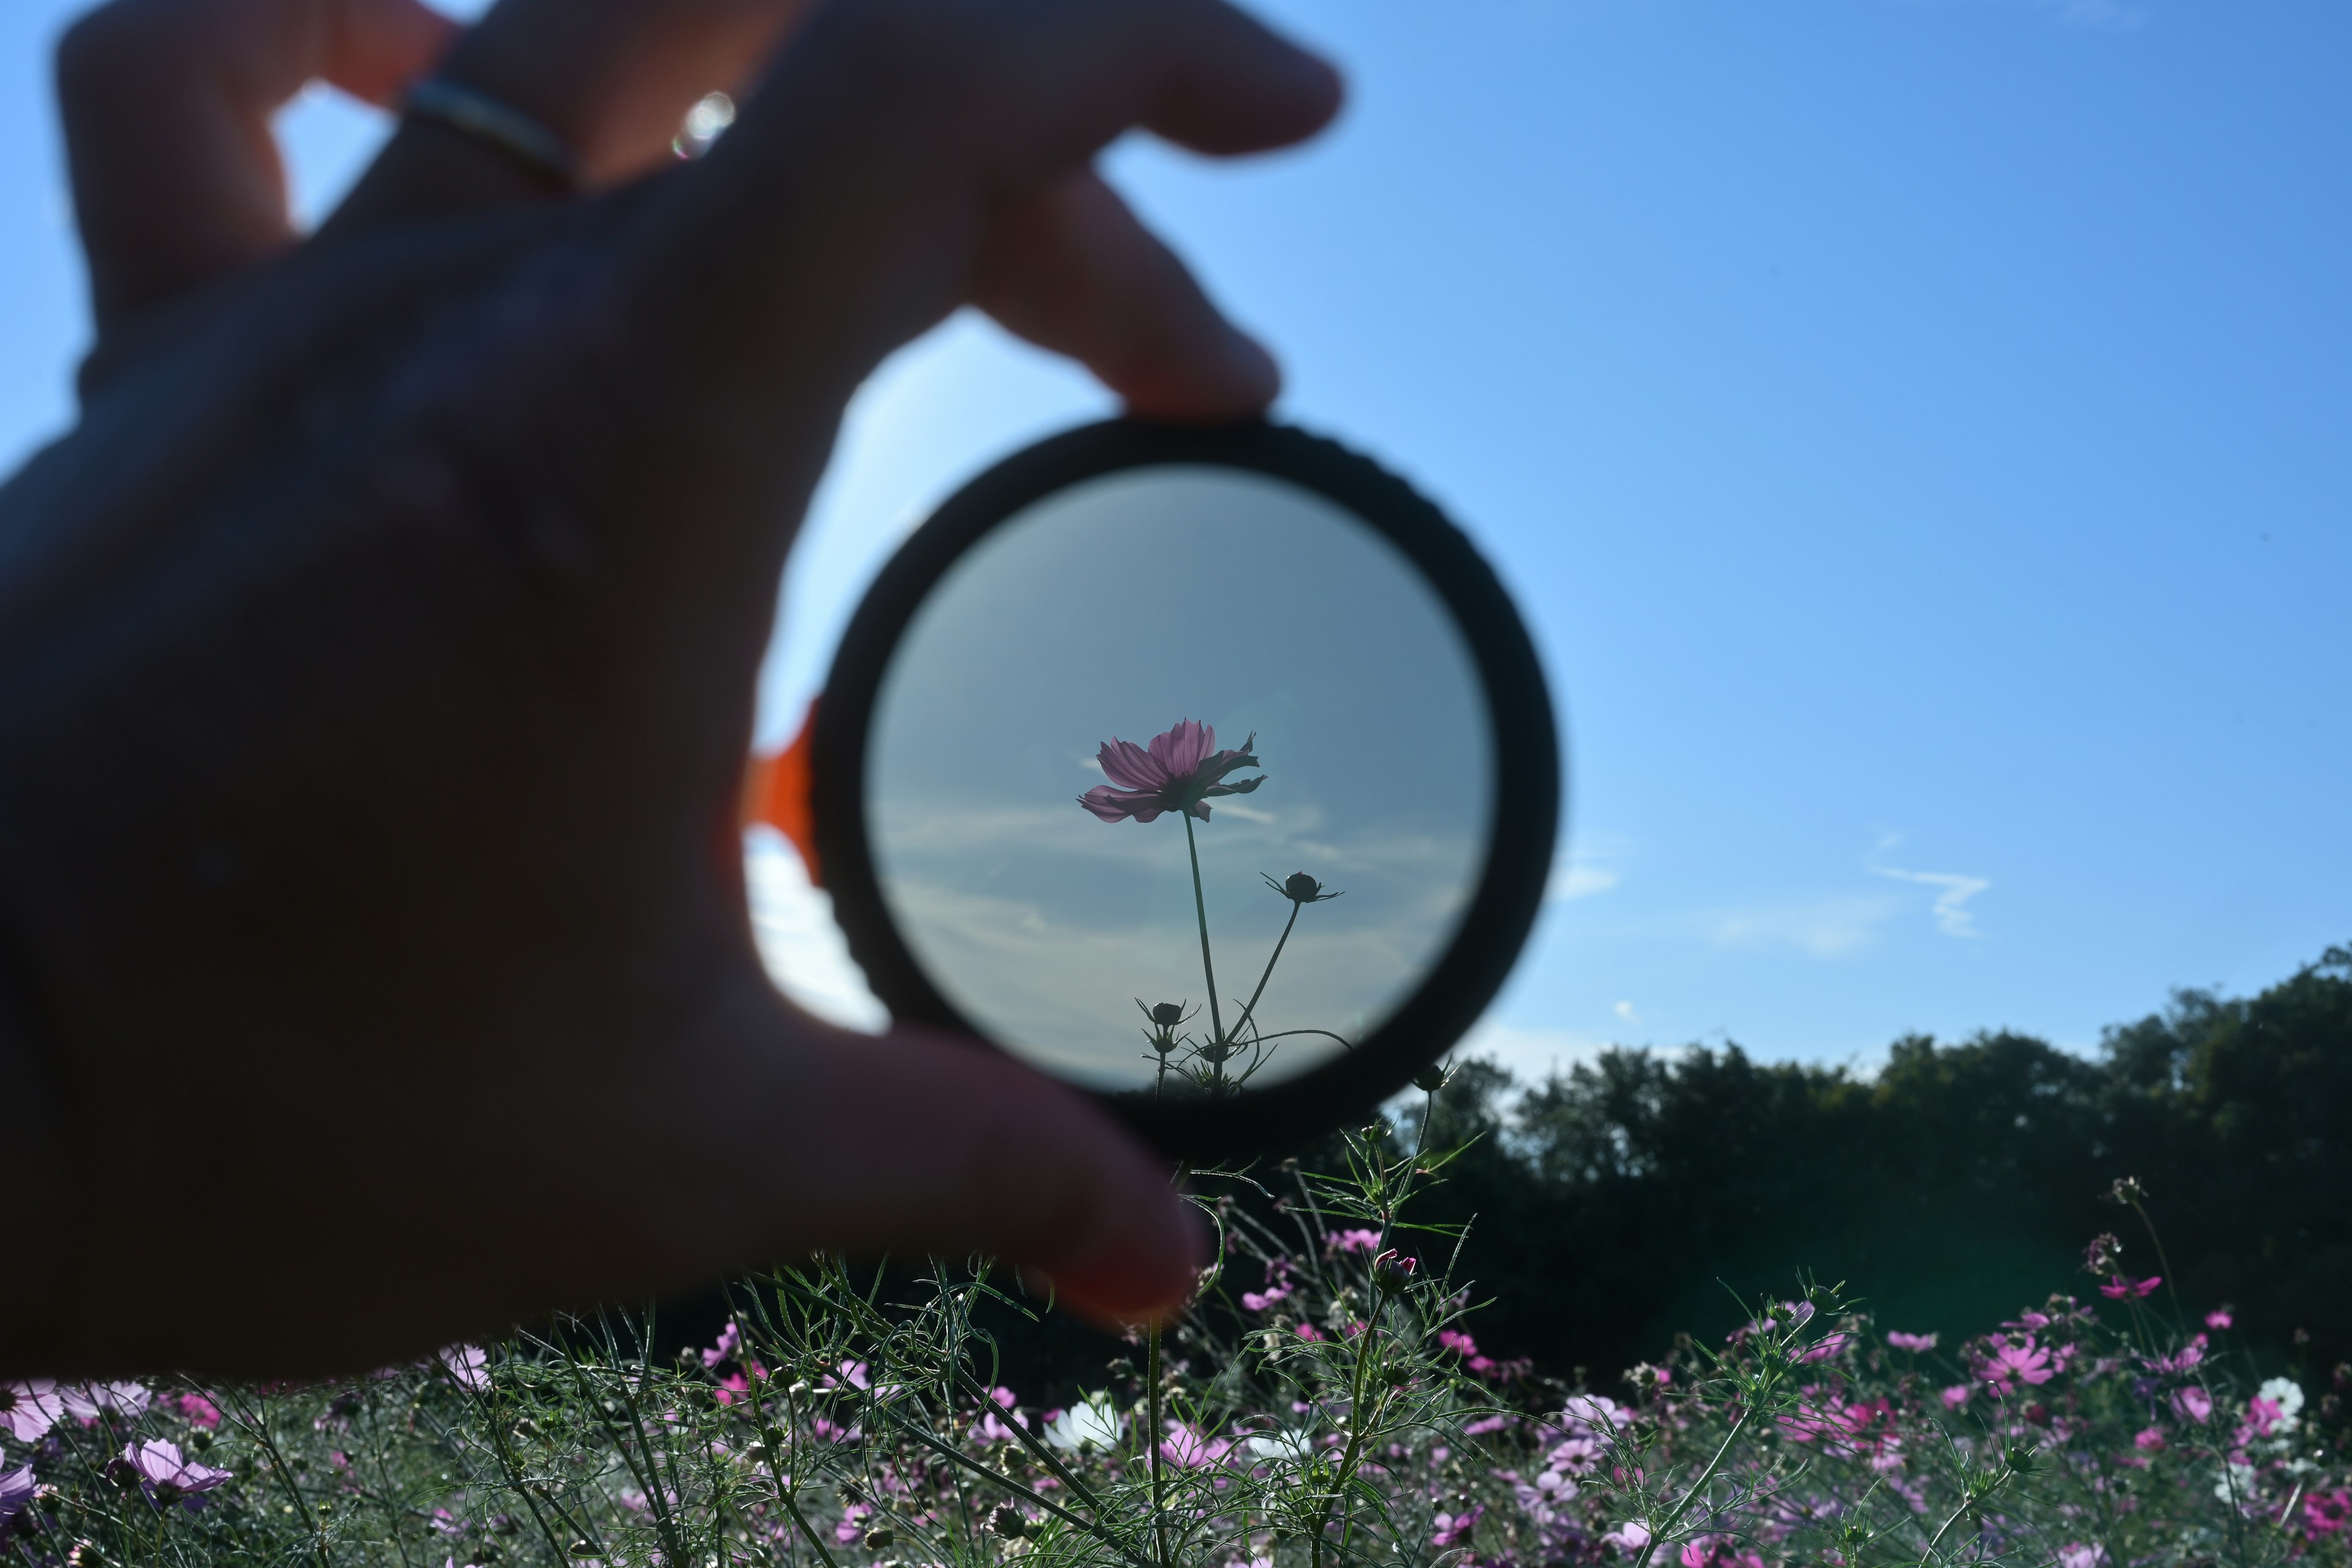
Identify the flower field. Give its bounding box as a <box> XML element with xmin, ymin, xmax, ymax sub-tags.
<box><xmin>4</xmin><ymin>1112</ymin><xmax>2344</xmax><ymax>1568</ymax></box>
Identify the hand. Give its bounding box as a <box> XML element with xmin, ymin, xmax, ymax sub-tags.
<box><xmin>0</xmin><ymin>0</ymin><xmax>1340</xmax><ymax>1376</ymax></box>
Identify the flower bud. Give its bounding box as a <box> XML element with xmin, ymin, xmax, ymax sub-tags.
<box><xmin>989</xmin><ymin>1506</ymin><xmax>1030</xmax><ymax>1539</ymax></box>
<box><xmin>1283</xmin><ymin>872</ymin><xmax>1324</xmax><ymax>902</ymax></box>
<box><xmin>864</xmin><ymin>1528</ymin><xmax>896</xmax><ymax>1549</ymax></box>
<box><xmin>1411</xmin><ymin>1063</ymin><xmax>1449</xmax><ymax>1093</ymax></box>
<box><xmin>1150</xmin><ymin>1002</ymin><xmax>1185</xmax><ymax>1027</ymax></box>
<box><xmin>1373</xmin><ymin>1249</ymin><xmax>1419</xmax><ymax>1294</ymax></box>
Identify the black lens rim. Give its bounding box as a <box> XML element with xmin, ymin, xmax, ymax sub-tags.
<box><xmin>812</xmin><ymin>418</ymin><xmax>1561</xmax><ymax>1160</ymax></box>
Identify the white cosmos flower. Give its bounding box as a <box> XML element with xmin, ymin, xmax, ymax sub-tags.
<box><xmin>1043</xmin><ymin>1393</ymin><xmax>1123</xmax><ymax>1452</ymax></box>
<box><xmin>1244</xmin><ymin>1428</ymin><xmax>1316</xmax><ymax>1464</ymax></box>
<box><xmin>2258</xmin><ymin>1376</ymin><xmax>2305</xmax><ymax>1432</ymax></box>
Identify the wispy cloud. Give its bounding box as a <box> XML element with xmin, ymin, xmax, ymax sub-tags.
<box><xmin>1613</xmin><ymin>1000</ymin><xmax>1641</xmax><ymax>1024</ymax></box>
<box><xmin>1867</xmin><ymin>836</ymin><xmax>1991</xmax><ymax>937</ymax></box>
<box><xmin>1704</xmin><ymin>894</ymin><xmax>1905</xmax><ymax>957</ymax></box>
<box><xmin>1553</xmin><ymin>864</ymin><xmax>1621</xmax><ymax>901</ymax></box>
<box><xmin>1455</xmin><ymin>1019</ymin><xmax>1615</xmax><ymax>1083</ymax></box>
<box><xmin>1547</xmin><ymin>836</ymin><xmax>1630</xmax><ymax>903</ymax></box>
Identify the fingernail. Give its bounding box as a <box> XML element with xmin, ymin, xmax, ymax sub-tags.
<box><xmin>1043</xmin><ymin>1201</ymin><xmax>1207</xmax><ymax>1328</ymax></box>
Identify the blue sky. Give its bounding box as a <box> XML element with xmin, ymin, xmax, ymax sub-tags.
<box><xmin>1</xmin><ymin>0</ymin><xmax>2345</xmax><ymax>1082</ymax></box>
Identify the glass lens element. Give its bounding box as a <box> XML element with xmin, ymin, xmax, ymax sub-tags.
<box><xmin>866</xmin><ymin>466</ymin><xmax>1496</xmax><ymax>1098</ymax></box>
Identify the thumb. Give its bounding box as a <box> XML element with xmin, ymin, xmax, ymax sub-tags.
<box><xmin>689</xmin><ymin>987</ymin><xmax>1205</xmax><ymax>1326</ymax></box>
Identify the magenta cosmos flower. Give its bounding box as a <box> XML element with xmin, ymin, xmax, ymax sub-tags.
<box><xmin>1078</xmin><ymin>720</ymin><xmax>1264</xmax><ymax>824</ymax></box>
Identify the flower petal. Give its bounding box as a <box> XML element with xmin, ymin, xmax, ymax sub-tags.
<box><xmin>1097</xmin><ymin>739</ymin><xmax>1166</xmax><ymax>792</ymax></box>
<box><xmin>1151</xmin><ymin>720</ymin><xmax>1212</xmax><ymax>777</ymax></box>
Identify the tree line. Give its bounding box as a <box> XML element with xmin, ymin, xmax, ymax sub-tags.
<box><xmin>1400</xmin><ymin>943</ymin><xmax>2352</xmax><ymax>1390</ymax></box>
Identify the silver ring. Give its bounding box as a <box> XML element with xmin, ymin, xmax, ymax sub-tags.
<box><xmin>401</xmin><ymin>77</ymin><xmax>581</xmax><ymax>189</ymax></box>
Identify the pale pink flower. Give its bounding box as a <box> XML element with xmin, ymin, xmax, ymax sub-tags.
<box><xmin>1599</xmin><ymin>1520</ymin><xmax>1652</xmax><ymax>1553</ymax></box>
<box><xmin>701</xmin><ymin>1321</ymin><xmax>742</xmax><ymax>1370</ymax></box>
<box><xmin>1940</xmin><ymin>1384</ymin><xmax>1973</xmax><ymax>1411</ymax></box>
<box><xmin>2205</xmin><ymin>1308</ymin><xmax>2234</xmax><ymax>1330</ymax></box>
<box><xmin>1327</xmin><ymin>1228</ymin><xmax>1382</xmax><ymax>1255</ymax></box>
<box><xmin>0</xmin><ymin>1381</ymin><xmax>62</xmax><ymax>1442</ymax></box>
<box><xmin>1431</xmin><ymin>1505</ymin><xmax>1482</xmax><ymax>1547</ymax></box>
<box><xmin>1078</xmin><ymin>720</ymin><xmax>1264</xmax><ymax>824</ymax></box>
<box><xmin>437</xmin><ymin>1346</ymin><xmax>490</xmax><ymax>1393</ymax></box>
<box><xmin>2133</xmin><ymin>1427</ymin><xmax>2166</xmax><ymax>1452</ymax></box>
<box><xmin>1562</xmin><ymin>1393</ymin><xmax>1628</xmax><ymax>1433</ymax></box>
<box><xmin>122</xmin><ymin>1439</ymin><xmax>231</xmax><ymax>1509</ymax></box>
<box><xmin>2172</xmin><ymin>1385</ymin><xmax>2213</xmax><ymax>1425</ymax></box>
<box><xmin>0</xmin><ymin>1463</ymin><xmax>35</xmax><ymax>1529</ymax></box>
<box><xmin>1885</xmin><ymin>1330</ymin><xmax>1937</xmax><ymax>1353</ymax></box>
<box><xmin>176</xmin><ymin>1393</ymin><xmax>222</xmax><ymax>1430</ymax></box>
<box><xmin>1159</xmin><ymin>1421</ymin><xmax>1234</xmax><ymax>1468</ymax></box>
<box><xmin>2057</xmin><ymin>1544</ymin><xmax>2108</xmax><ymax>1568</ymax></box>
<box><xmin>62</xmin><ymin>1382</ymin><xmax>150</xmax><ymax>1422</ymax></box>
<box><xmin>2098</xmin><ymin>1274</ymin><xmax>2160</xmax><ymax>1300</ymax></box>
<box><xmin>1548</xmin><ymin>1436</ymin><xmax>1602</xmax><ymax>1476</ymax></box>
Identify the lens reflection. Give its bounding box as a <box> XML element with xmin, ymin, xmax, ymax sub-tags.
<box><xmin>866</xmin><ymin>465</ymin><xmax>1495</xmax><ymax>1095</ymax></box>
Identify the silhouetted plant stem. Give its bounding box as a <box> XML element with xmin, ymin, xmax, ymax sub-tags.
<box><xmin>1180</xmin><ymin>811</ymin><xmax>1226</xmax><ymax>1092</ymax></box>
<box><xmin>1227</xmin><ymin>899</ymin><xmax>1303</xmax><ymax>1049</ymax></box>
<box><xmin>1148</xmin><ymin>1319</ymin><xmax>1169</xmax><ymax>1568</ymax></box>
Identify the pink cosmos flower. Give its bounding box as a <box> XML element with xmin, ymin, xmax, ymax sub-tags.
<box><xmin>1562</xmin><ymin>1394</ymin><xmax>1627</xmax><ymax>1433</ymax></box>
<box><xmin>974</xmin><ymin>1387</ymin><xmax>1030</xmax><ymax>1444</ymax></box>
<box><xmin>437</xmin><ymin>1346</ymin><xmax>490</xmax><ymax>1393</ymax></box>
<box><xmin>2171</xmin><ymin>1385</ymin><xmax>2213</xmax><ymax>1425</ymax></box>
<box><xmin>1431</xmin><ymin>1505</ymin><xmax>1483</xmax><ymax>1547</ymax></box>
<box><xmin>2304</xmin><ymin>1488</ymin><xmax>2352</xmax><ymax>1536</ymax></box>
<box><xmin>63</xmin><ymin>1382</ymin><xmax>150</xmax><ymax>1422</ymax></box>
<box><xmin>176</xmin><ymin>1393</ymin><xmax>223</xmax><ymax>1430</ymax></box>
<box><xmin>1939</xmin><ymin>1384</ymin><xmax>1973</xmax><ymax>1411</ymax></box>
<box><xmin>1979</xmin><ymin>1338</ymin><xmax>2055</xmax><ymax>1393</ymax></box>
<box><xmin>702</xmin><ymin>1322</ymin><xmax>742</xmax><ymax>1370</ymax></box>
<box><xmin>0</xmin><ymin>1463</ymin><xmax>35</xmax><ymax>1529</ymax></box>
<box><xmin>1293</xmin><ymin>1322</ymin><xmax>1325</xmax><ymax>1342</ymax></box>
<box><xmin>122</xmin><ymin>1439</ymin><xmax>232</xmax><ymax>1509</ymax></box>
<box><xmin>2098</xmin><ymin>1275</ymin><xmax>2160</xmax><ymax>1300</ymax></box>
<box><xmin>2057</xmin><ymin>1544</ymin><xmax>2108</xmax><ymax>1568</ymax></box>
<box><xmin>1159</xmin><ymin>1422</ymin><xmax>1235</xmax><ymax>1468</ymax></box>
<box><xmin>1548</xmin><ymin>1436</ymin><xmax>1602</xmax><ymax>1476</ymax></box>
<box><xmin>2205</xmin><ymin>1308</ymin><xmax>2234</xmax><ymax>1330</ymax></box>
<box><xmin>2245</xmin><ymin>1395</ymin><xmax>2285</xmax><ymax>1436</ymax></box>
<box><xmin>1241</xmin><ymin>1265</ymin><xmax>1294</xmax><ymax>1313</ymax></box>
<box><xmin>1885</xmin><ymin>1332</ymin><xmax>1938</xmax><ymax>1354</ymax></box>
<box><xmin>1327</xmin><ymin>1229</ymin><xmax>1382</xmax><ymax>1255</ymax></box>
<box><xmin>0</xmin><ymin>1381</ymin><xmax>62</xmax><ymax>1442</ymax></box>
<box><xmin>2133</xmin><ymin>1427</ymin><xmax>2167</xmax><ymax>1452</ymax></box>
<box><xmin>1600</xmin><ymin>1521</ymin><xmax>1652</xmax><ymax>1551</ymax></box>
<box><xmin>1078</xmin><ymin>720</ymin><xmax>1264</xmax><ymax>823</ymax></box>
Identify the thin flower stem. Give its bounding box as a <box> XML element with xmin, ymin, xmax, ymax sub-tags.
<box><xmin>1148</xmin><ymin>1320</ymin><xmax>1169</xmax><ymax>1568</ymax></box>
<box><xmin>1180</xmin><ymin>811</ymin><xmax>1226</xmax><ymax>1089</ymax></box>
<box><xmin>2124</xmin><ymin>1194</ymin><xmax>2189</xmax><ymax>1329</ymax></box>
<box><xmin>1632</xmin><ymin>1408</ymin><xmax>1749</xmax><ymax>1568</ymax></box>
<box><xmin>221</xmin><ymin>1388</ymin><xmax>337</xmax><ymax>1568</ymax></box>
<box><xmin>883</xmin><ymin>1408</ymin><xmax>1152</xmax><ymax>1568</ymax></box>
<box><xmin>1227</xmin><ymin>899</ymin><xmax>1303</xmax><ymax>1047</ymax></box>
